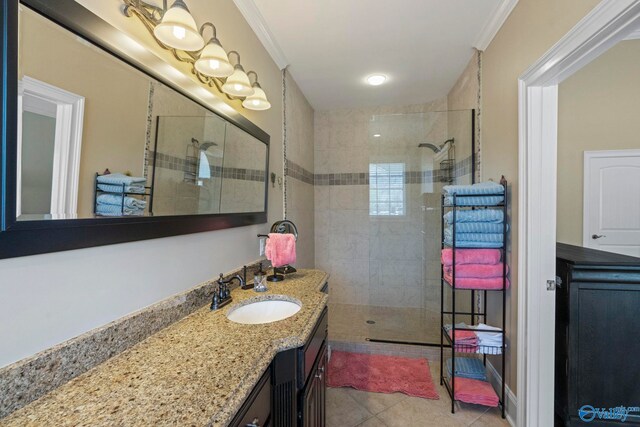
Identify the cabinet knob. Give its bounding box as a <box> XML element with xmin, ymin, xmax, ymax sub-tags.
<box><xmin>246</xmin><ymin>418</ymin><xmax>260</xmax><ymax>427</ymax></box>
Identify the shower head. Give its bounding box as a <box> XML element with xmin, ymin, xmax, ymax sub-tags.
<box><xmin>418</xmin><ymin>138</ymin><xmax>455</xmax><ymax>152</ymax></box>
<box><xmin>191</xmin><ymin>138</ymin><xmax>218</xmax><ymax>151</ymax></box>
<box><xmin>199</xmin><ymin>142</ymin><xmax>218</xmax><ymax>151</ymax></box>
<box><xmin>418</xmin><ymin>143</ymin><xmax>442</xmax><ymax>152</ymax></box>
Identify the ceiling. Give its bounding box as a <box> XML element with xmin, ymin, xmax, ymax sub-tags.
<box><xmin>246</xmin><ymin>0</ymin><xmax>504</xmax><ymax>110</ymax></box>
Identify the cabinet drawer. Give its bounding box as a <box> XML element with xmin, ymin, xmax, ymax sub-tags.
<box><xmin>230</xmin><ymin>368</ymin><xmax>272</xmax><ymax>427</ymax></box>
<box><xmin>298</xmin><ymin>307</ymin><xmax>328</xmax><ymax>388</ymax></box>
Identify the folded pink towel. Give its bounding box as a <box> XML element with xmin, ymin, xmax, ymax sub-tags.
<box><xmin>452</xmin><ymin>377</ymin><xmax>499</xmax><ymax>407</ymax></box>
<box><xmin>265</xmin><ymin>233</ymin><xmax>296</xmax><ymax>267</ymax></box>
<box><xmin>444</xmin><ymin>272</ymin><xmax>510</xmax><ymax>290</ymax></box>
<box><xmin>443</xmin><ymin>263</ymin><xmax>508</xmax><ymax>278</ymax></box>
<box><xmin>441</xmin><ymin>248</ymin><xmax>501</xmax><ymax>266</ymax></box>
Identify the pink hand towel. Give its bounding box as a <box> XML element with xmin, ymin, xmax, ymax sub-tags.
<box><xmin>443</xmin><ymin>263</ymin><xmax>509</xmax><ymax>278</ymax></box>
<box><xmin>452</xmin><ymin>377</ymin><xmax>499</xmax><ymax>407</ymax></box>
<box><xmin>265</xmin><ymin>233</ymin><xmax>296</xmax><ymax>267</ymax></box>
<box><xmin>441</xmin><ymin>248</ymin><xmax>502</xmax><ymax>266</ymax></box>
<box><xmin>444</xmin><ymin>272</ymin><xmax>510</xmax><ymax>290</ymax></box>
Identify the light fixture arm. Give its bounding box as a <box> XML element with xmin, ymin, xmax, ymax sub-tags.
<box><xmin>199</xmin><ymin>22</ymin><xmax>218</xmax><ymax>41</ymax></box>
<box><xmin>246</xmin><ymin>71</ymin><xmax>259</xmax><ymax>86</ymax></box>
<box><xmin>228</xmin><ymin>50</ymin><xmax>241</xmax><ymax>66</ymax></box>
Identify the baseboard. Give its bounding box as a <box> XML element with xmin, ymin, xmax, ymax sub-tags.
<box><xmin>485</xmin><ymin>360</ymin><xmax>518</xmax><ymax>427</ymax></box>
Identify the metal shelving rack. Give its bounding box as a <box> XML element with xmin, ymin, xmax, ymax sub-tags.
<box><xmin>93</xmin><ymin>173</ymin><xmax>154</xmax><ymax>216</ymax></box>
<box><xmin>439</xmin><ymin>176</ymin><xmax>508</xmax><ymax>419</ymax></box>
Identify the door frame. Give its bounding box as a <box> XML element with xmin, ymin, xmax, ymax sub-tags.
<box><xmin>517</xmin><ymin>1</ymin><xmax>640</xmax><ymax>425</ymax></box>
<box><xmin>583</xmin><ymin>148</ymin><xmax>640</xmax><ymax>249</ymax></box>
<box><xmin>17</xmin><ymin>76</ymin><xmax>84</xmax><ymax>219</ymax></box>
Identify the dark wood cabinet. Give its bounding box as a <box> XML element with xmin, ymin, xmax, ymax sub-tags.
<box><xmin>555</xmin><ymin>243</ymin><xmax>640</xmax><ymax>426</ymax></box>
<box><xmin>300</xmin><ymin>342</ymin><xmax>327</xmax><ymax>427</ymax></box>
<box><xmin>230</xmin><ymin>368</ymin><xmax>272</xmax><ymax>427</ymax></box>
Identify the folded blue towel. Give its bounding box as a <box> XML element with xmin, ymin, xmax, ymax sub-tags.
<box><xmin>95</xmin><ymin>203</ymin><xmax>144</xmax><ymax>217</ymax></box>
<box><xmin>445</xmin><ymin>227</ymin><xmax>504</xmax><ymax>243</ymax></box>
<box><xmin>446</xmin><ymin>223</ymin><xmax>506</xmax><ymax>234</ymax></box>
<box><xmin>444</xmin><ymin>195</ymin><xmax>504</xmax><ymax>206</ymax></box>
<box><xmin>446</xmin><ymin>358</ymin><xmax>487</xmax><ymax>381</ymax></box>
<box><xmin>97</xmin><ymin>194</ymin><xmax>147</xmax><ymax>209</ymax></box>
<box><xmin>444</xmin><ymin>239</ymin><xmax>504</xmax><ymax>248</ymax></box>
<box><xmin>444</xmin><ymin>209</ymin><xmax>504</xmax><ymax>224</ymax></box>
<box><xmin>443</xmin><ymin>182</ymin><xmax>504</xmax><ymax>206</ymax></box>
<box><xmin>97</xmin><ymin>173</ymin><xmax>146</xmax><ymax>185</ymax></box>
<box><xmin>97</xmin><ymin>183</ymin><xmax>145</xmax><ymax>194</ymax></box>
<box><xmin>443</xmin><ymin>181</ymin><xmax>504</xmax><ymax>196</ymax></box>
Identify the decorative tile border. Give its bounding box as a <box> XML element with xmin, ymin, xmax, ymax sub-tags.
<box><xmin>0</xmin><ymin>261</ymin><xmax>270</xmax><ymax>419</ymax></box>
<box><xmin>312</xmin><ymin>155</ymin><xmax>474</xmax><ymax>186</ymax></box>
<box><xmin>149</xmin><ymin>151</ymin><xmax>266</xmax><ymax>182</ymax></box>
<box><xmin>285</xmin><ymin>159</ymin><xmax>314</xmax><ymax>185</ymax></box>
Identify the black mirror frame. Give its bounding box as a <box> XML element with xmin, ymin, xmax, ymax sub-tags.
<box><xmin>0</xmin><ymin>0</ymin><xmax>269</xmax><ymax>259</ymax></box>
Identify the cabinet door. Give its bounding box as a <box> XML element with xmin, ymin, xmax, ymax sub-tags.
<box><xmin>302</xmin><ymin>374</ymin><xmax>319</xmax><ymax>427</ymax></box>
<box><xmin>316</xmin><ymin>344</ymin><xmax>328</xmax><ymax>427</ymax></box>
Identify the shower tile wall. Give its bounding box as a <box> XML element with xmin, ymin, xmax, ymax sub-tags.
<box><xmin>284</xmin><ymin>73</ymin><xmax>315</xmax><ymax>268</ymax></box>
<box><xmin>314</xmin><ymin>99</ymin><xmax>448</xmax><ymax>310</ymax></box>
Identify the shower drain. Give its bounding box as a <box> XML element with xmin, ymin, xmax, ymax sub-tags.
<box><xmin>366</xmin><ymin>320</ymin><xmax>376</xmax><ymax>324</ymax></box>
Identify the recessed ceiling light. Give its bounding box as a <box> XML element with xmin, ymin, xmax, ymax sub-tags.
<box><xmin>373</xmin><ymin>134</ymin><xmax>381</xmax><ymax>138</ymax></box>
<box><xmin>367</xmin><ymin>74</ymin><xmax>387</xmax><ymax>86</ymax></box>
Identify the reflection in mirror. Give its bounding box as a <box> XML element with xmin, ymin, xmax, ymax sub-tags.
<box><xmin>17</xmin><ymin>5</ymin><xmax>268</xmax><ymax>221</ymax></box>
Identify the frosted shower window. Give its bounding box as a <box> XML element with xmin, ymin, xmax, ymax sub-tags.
<box><xmin>369</xmin><ymin>163</ymin><xmax>405</xmax><ymax>216</ymax></box>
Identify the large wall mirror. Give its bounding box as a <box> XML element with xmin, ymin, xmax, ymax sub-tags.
<box><xmin>0</xmin><ymin>0</ymin><xmax>270</xmax><ymax>258</ymax></box>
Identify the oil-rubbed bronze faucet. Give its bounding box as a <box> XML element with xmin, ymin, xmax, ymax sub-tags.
<box><xmin>210</xmin><ymin>273</ymin><xmax>233</xmax><ymax>310</ymax></box>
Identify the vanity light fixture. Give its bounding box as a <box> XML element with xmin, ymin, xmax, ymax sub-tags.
<box><xmin>367</xmin><ymin>74</ymin><xmax>387</xmax><ymax>86</ymax></box>
<box><xmin>194</xmin><ymin>26</ymin><xmax>234</xmax><ymax>78</ymax></box>
<box><xmin>153</xmin><ymin>0</ymin><xmax>204</xmax><ymax>51</ymax></box>
<box><xmin>222</xmin><ymin>52</ymin><xmax>254</xmax><ymax>97</ymax></box>
<box><xmin>242</xmin><ymin>72</ymin><xmax>271</xmax><ymax>111</ymax></box>
<box><xmin>122</xmin><ymin>0</ymin><xmax>270</xmax><ymax>110</ymax></box>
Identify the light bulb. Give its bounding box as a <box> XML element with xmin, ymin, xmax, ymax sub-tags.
<box><xmin>172</xmin><ymin>26</ymin><xmax>186</xmax><ymax>40</ymax></box>
<box><xmin>367</xmin><ymin>74</ymin><xmax>387</xmax><ymax>86</ymax></box>
<box><xmin>252</xmin><ymin>99</ymin><xmax>260</xmax><ymax>106</ymax></box>
<box><xmin>208</xmin><ymin>59</ymin><xmax>220</xmax><ymax>70</ymax></box>
<box><xmin>234</xmin><ymin>83</ymin><xmax>242</xmax><ymax>91</ymax></box>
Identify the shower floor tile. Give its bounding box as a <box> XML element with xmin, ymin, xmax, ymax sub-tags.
<box><xmin>328</xmin><ymin>302</ymin><xmax>442</xmax><ymax>346</ymax></box>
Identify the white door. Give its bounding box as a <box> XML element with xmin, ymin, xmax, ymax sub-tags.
<box><xmin>584</xmin><ymin>149</ymin><xmax>640</xmax><ymax>256</ymax></box>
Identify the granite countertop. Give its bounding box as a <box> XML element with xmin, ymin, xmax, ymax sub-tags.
<box><xmin>1</xmin><ymin>269</ymin><xmax>329</xmax><ymax>427</ymax></box>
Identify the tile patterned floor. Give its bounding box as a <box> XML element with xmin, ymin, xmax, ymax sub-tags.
<box><xmin>326</xmin><ymin>360</ymin><xmax>510</xmax><ymax>427</ymax></box>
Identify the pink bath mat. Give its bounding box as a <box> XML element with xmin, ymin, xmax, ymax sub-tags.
<box><xmin>327</xmin><ymin>351</ymin><xmax>439</xmax><ymax>399</ymax></box>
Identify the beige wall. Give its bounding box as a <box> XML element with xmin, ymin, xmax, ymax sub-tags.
<box><xmin>284</xmin><ymin>72</ymin><xmax>316</xmax><ymax>268</ymax></box>
<box><xmin>0</xmin><ymin>1</ymin><xmax>294</xmax><ymax>367</ymax></box>
<box><xmin>482</xmin><ymin>0</ymin><xmax>600</xmax><ymax>391</ymax></box>
<box><xmin>557</xmin><ymin>39</ymin><xmax>640</xmax><ymax>246</ymax></box>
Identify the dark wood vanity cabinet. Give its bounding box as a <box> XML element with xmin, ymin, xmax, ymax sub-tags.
<box><xmin>555</xmin><ymin>244</ymin><xmax>640</xmax><ymax>426</ymax></box>
<box><xmin>230</xmin><ymin>368</ymin><xmax>272</xmax><ymax>427</ymax></box>
<box><xmin>271</xmin><ymin>307</ymin><xmax>328</xmax><ymax>427</ymax></box>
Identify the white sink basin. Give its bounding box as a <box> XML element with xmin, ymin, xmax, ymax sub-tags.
<box><xmin>226</xmin><ymin>300</ymin><xmax>301</xmax><ymax>325</ymax></box>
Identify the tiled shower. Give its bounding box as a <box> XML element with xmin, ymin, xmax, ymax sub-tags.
<box><xmin>314</xmin><ymin>104</ymin><xmax>475</xmax><ymax>347</ymax></box>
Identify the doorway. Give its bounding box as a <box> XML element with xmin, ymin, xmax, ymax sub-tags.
<box><xmin>517</xmin><ymin>1</ymin><xmax>640</xmax><ymax>425</ymax></box>
<box><xmin>17</xmin><ymin>76</ymin><xmax>85</xmax><ymax>220</ymax></box>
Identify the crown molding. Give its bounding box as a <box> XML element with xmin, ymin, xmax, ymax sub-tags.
<box><xmin>626</xmin><ymin>28</ymin><xmax>640</xmax><ymax>39</ymax></box>
<box><xmin>474</xmin><ymin>0</ymin><xmax>520</xmax><ymax>51</ymax></box>
<box><xmin>232</xmin><ymin>0</ymin><xmax>289</xmax><ymax>70</ymax></box>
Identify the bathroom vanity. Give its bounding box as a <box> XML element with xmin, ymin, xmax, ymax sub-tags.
<box><xmin>0</xmin><ymin>270</ymin><xmax>329</xmax><ymax>427</ymax></box>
